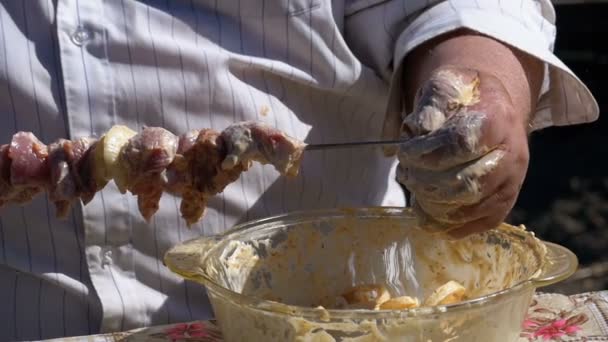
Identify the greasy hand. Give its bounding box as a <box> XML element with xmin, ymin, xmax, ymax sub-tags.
<box><xmin>398</xmin><ymin>67</ymin><xmax>530</xmax><ymax>238</ymax></box>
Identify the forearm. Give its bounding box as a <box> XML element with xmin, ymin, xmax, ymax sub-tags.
<box><xmin>403</xmin><ymin>29</ymin><xmax>544</xmax><ymax>124</ymax></box>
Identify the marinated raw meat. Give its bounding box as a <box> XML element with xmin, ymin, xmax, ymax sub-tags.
<box><xmin>170</xmin><ymin>129</ymin><xmax>245</xmax><ymax>226</ymax></box>
<box><xmin>0</xmin><ymin>121</ymin><xmax>305</xmax><ymax>225</ymax></box>
<box><xmin>120</xmin><ymin>127</ymin><xmax>178</xmax><ymax>221</ymax></box>
<box><xmin>9</xmin><ymin>132</ymin><xmax>49</xmax><ymax>186</ymax></box>
<box><xmin>221</xmin><ymin>121</ymin><xmax>305</xmax><ymax>176</ymax></box>
<box><xmin>48</xmin><ymin>139</ymin><xmax>78</xmax><ymax>217</ymax></box>
<box><xmin>70</xmin><ymin>138</ymin><xmax>102</xmax><ymax>204</ymax></box>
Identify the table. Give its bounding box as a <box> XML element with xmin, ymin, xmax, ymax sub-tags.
<box><xmin>45</xmin><ymin>291</ymin><xmax>608</xmax><ymax>342</ymax></box>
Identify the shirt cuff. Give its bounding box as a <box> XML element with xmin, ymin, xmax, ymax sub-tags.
<box><xmin>382</xmin><ymin>0</ymin><xmax>599</xmax><ymax>143</ymax></box>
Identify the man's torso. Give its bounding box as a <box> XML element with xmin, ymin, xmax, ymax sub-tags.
<box><xmin>0</xmin><ymin>0</ymin><xmax>405</xmax><ymax>339</ymax></box>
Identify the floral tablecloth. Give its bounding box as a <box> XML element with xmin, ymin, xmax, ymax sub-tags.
<box><xmin>46</xmin><ymin>291</ymin><xmax>608</xmax><ymax>342</ymax></box>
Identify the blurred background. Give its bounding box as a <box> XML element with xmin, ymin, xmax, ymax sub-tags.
<box><xmin>509</xmin><ymin>1</ymin><xmax>608</xmax><ymax>294</ymax></box>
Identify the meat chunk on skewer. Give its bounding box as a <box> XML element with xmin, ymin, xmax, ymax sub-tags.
<box><xmin>0</xmin><ymin>121</ymin><xmax>306</xmax><ymax>225</ymax></box>
<box><xmin>120</xmin><ymin>127</ymin><xmax>178</xmax><ymax>221</ymax></box>
<box><xmin>221</xmin><ymin>121</ymin><xmax>305</xmax><ymax>176</ymax></box>
<box><xmin>0</xmin><ymin>144</ymin><xmax>35</xmax><ymax>206</ymax></box>
<box><xmin>66</xmin><ymin>137</ymin><xmax>102</xmax><ymax>205</ymax></box>
<box><xmin>191</xmin><ymin>130</ymin><xmax>247</xmax><ymax>195</ymax></box>
<box><xmin>48</xmin><ymin>139</ymin><xmax>79</xmax><ymax>218</ymax></box>
<box><xmin>0</xmin><ymin>133</ymin><xmax>49</xmax><ymax>206</ymax></box>
<box><xmin>9</xmin><ymin>132</ymin><xmax>49</xmax><ymax>187</ymax></box>
<box><xmin>167</xmin><ymin>129</ymin><xmax>245</xmax><ymax>226</ymax></box>
<box><xmin>165</xmin><ymin>129</ymin><xmax>199</xmax><ymax>196</ymax></box>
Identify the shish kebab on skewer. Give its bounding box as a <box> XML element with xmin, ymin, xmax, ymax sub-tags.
<box><xmin>0</xmin><ymin>121</ymin><xmax>306</xmax><ymax>226</ymax></box>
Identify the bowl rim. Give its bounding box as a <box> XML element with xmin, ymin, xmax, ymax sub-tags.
<box><xmin>183</xmin><ymin>207</ymin><xmax>576</xmax><ymax>321</ymax></box>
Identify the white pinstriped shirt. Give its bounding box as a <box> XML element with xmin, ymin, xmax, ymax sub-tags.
<box><xmin>0</xmin><ymin>0</ymin><xmax>598</xmax><ymax>340</ymax></box>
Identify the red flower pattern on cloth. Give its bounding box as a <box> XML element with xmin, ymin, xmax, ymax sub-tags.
<box><xmin>522</xmin><ymin>317</ymin><xmax>583</xmax><ymax>340</ymax></box>
<box><xmin>520</xmin><ymin>298</ymin><xmax>589</xmax><ymax>341</ymax></box>
<box><xmin>165</xmin><ymin>323</ymin><xmax>209</xmax><ymax>341</ymax></box>
<box><xmin>147</xmin><ymin>320</ymin><xmax>223</xmax><ymax>341</ymax></box>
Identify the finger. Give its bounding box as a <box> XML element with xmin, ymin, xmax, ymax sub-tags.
<box><xmin>454</xmin><ymin>149</ymin><xmax>506</xmax><ymax>197</ymax></box>
<box><xmin>446</xmin><ymin>213</ymin><xmax>505</xmax><ymax>239</ymax></box>
<box><xmin>399</xmin><ymin>111</ymin><xmax>496</xmax><ymax>171</ymax></box>
<box><xmin>402</xmin><ymin>105</ymin><xmax>447</xmax><ymax>137</ymax></box>
<box><xmin>404</xmin><ymin>67</ymin><xmax>516</xmax><ymax>164</ymax></box>
<box><xmin>409</xmin><ymin>198</ymin><xmax>461</xmax><ymax>234</ymax></box>
<box><xmin>399</xmin><ymin>149</ymin><xmax>506</xmax><ymax>204</ymax></box>
<box><xmin>412</xmin><ymin>169</ymin><xmax>506</xmax><ymax>225</ymax></box>
<box><xmin>413</xmin><ymin>69</ymin><xmax>480</xmax><ymax>117</ymax></box>
<box><xmin>443</xmin><ymin>174</ymin><xmax>522</xmax><ymax>239</ymax></box>
<box><xmin>400</xmin><ymin>69</ymin><xmax>487</xmax><ymax>164</ymax></box>
<box><xmin>446</xmin><ymin>177</ymin><xmax>519</xmax><ymax>224</ymax></box>
<box><xmin>417</xmin><ymin>172</ymin><xmax>508</xmax><ymax>225</ymax></box>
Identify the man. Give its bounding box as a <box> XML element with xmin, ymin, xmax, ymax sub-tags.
<box><xmin>0</xmin><ymin>0</ymin><xmax>598</xmax><ymax>340</ymax></box>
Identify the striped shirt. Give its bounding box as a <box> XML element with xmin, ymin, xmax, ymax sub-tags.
<box><xmin>0</xmin><ymin>0</ymin><xmax>598</xmax><ymax>340</ymax></box>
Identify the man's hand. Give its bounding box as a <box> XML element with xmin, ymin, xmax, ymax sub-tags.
<box><xmin>399</xmin><ymin>30</ymin><xmax>544</xmax><ymax>238</ymax></box>
<box><xmin>399</xmin><ymin>67</ymin><xmax>529</xmax><ymax>238</ymax></box>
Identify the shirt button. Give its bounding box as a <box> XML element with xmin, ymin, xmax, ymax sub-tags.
<box><xmin>102</xmin><ymin>249</ymin><xmax>113</xmax><ymax>267</ymax></box>
<box><xmin>71</xmin><ymin>26</ymin><xmax>92</xmax><ymax>46</ymax></box>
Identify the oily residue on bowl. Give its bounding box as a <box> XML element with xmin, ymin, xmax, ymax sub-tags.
<box><xmin>205</xmin><ymin>215</ymin><xmax>545</xmax><ymax>306</ymax></box>
<box><xmin>190</xmin><ymin>209</ymin><xmax>547</xmax><ymax>341</ymax></box>
<box><xmin>166</xmin><ymin>208</ymin><xmax>547</xmax><ymax>342</ymax></box>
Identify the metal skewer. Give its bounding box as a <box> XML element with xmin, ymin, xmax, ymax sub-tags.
<box><xmin>304</xmin><ymin>139</ymin><xmax>408</xmax><ymax>151</ymax></box>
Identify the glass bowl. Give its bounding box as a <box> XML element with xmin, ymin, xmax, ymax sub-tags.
<box><xmin>164</xmin><ymin>207</ymin><xmax>577</xmax><ymax>342</ymax></box>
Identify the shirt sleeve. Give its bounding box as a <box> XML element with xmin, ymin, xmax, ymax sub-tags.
<box><xmin>344</xmin><ymin>0</ymin><xmax>599</xmax><ymax>142</ymax></box>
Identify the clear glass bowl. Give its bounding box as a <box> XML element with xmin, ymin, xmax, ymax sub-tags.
<box><xmin>164</xmin><ymin>207</ymin><xmax>577</xmax><ymax>342</ymax></box>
